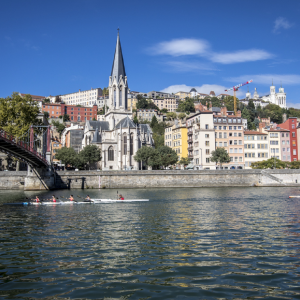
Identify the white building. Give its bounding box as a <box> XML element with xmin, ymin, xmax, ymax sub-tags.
<box><xmin>244</xmin><ymin>131</ymin><xmax>268</xmax><ymax>169</ymax></box>
<box><xmin>82</xmin><ymin>32</ymin><xmax>154</xmax><ymax>170</ymax></box>
<box><xmin>49</xmin><ymin>88</ymin><xmax>103</xmax><ymax>107</ymax></box>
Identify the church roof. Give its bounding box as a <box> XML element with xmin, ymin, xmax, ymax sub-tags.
<box><xmin>88</xmin><ymin>120</ymin><xmax>110</xmax><ymax>131</ymax></box>
<box><xmin>115</xmin><ymin>116</ymin><xmax>136</xmax><ymax>129</ymax></box>
<box><xmin>140</xmin><ymin>124</ymin><xmax>152</xmax><ymax>134</ymax></box>
<box><xmin>111</xmin><ymin>33</ymin><xmax>126</xmax><ymax>80</ymax></box>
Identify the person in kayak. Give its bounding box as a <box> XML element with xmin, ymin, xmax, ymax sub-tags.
<box><xmin>119</xmin><ymin>194</ymin><xmax>124</xmax><ymax>200</ymax></box>
<box><xmin>35</xmin><ymin>196</ymin><xmax>40</xmax><ymax>202</ymax></box>
<box><xmin>51</xmin><ymin>195</ymin><xmax>57</xmax><ymax>202</ymax></box>
<box><xmin>84</xmin><ymin>195</ymin><xmax>92</xmax><ymax>202</ymax></box>
<box><xmin>69</xmin><ymin>195</ymin><xmax>74</xmax><ymax>201</ymax></box>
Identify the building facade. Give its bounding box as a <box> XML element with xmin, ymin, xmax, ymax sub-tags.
<box><xmin>137</xmin><ymin>109</ymin><xmax>164</xmax><ymax>122</ymax></box>
<box><xmin>244</xmin><ymin>131</ymin><xmax>268</xmax><ymax>169</ymax></box>
<box><xmin>42</xmin><ymin>102</ymin><xmax>98</xmax><ymax>121</ymax></box>
<box><xmin>152</xmin><ymin>97</ymin><xmax>178</xmax><ymax>112</ymax></box>
<box><xmin>49</xmin><ymin>88</ymin><xmax>103</xmax><ymax>107</ymax></box>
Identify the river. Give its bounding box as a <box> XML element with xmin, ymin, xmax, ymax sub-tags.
<box><xmin>0</xmin><ymin>187</ymin><xmax>300</xmax><ymax>299</ymax></box>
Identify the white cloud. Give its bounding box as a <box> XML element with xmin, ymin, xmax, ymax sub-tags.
<box><xmin>150</xmin><ymin>38</ymin><xmax>209</xmax><ymax>57</ymax></box>
<box><xmin>210</xmin><ymin>49</ymin><xmax>274</xmax><ymax>64</ymax></box>
<box><xmin>226</xmin><ymin>74</ymin><xmax>300</xmax><ymax>85</ymax></box>
<box><xmin>149</xmin><ymin>38</ymin><xmax>273</xmax><ymax>64</ymax></box>
<box><xmin>273</xmin><ymin>17</ymin><xmax>293</xmax><ymax>33</ymax></box>
<box><xmin>160</xmin><ymin>84</ymin><xmax>243</xmax><ymax>97</ymax></box>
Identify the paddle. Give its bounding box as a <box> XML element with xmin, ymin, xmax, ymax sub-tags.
<box><xmin>117</xmin><ymin>190</ymin><xmax>118</xmax><ymax>200</ymax></box>
<box><xmin>77</xmin><ymin>195</ymin><xmax>93</xmax><ymax>202</ymax></box>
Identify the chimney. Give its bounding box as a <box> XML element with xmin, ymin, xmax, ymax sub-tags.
<box><xmin>236</xmin><ymin>110</ymin><xmax>241</xmax><ymax>117</ymax></box>
<box><xmin>259</xmin><ymin>122</ymin><xmax>264</xmax><ymax>133</ymax></box>
<box><xmin>220</xmin><ymin>106</ymin><xmax>227</xmax><ymax>117</ymax></box>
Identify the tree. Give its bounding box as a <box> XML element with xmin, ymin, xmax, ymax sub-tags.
<box><xmin>43</xmin><ymin>98</ymin><xmax>50</xmax><ymax>103</ymax></box>
<box><xmin>79</xmin><ymin>145</ymin><xmax>101</xmax><ymax>170</ymax></box>
<box><xmin>166</xmin><ymin>112</ymin><xmax>177</xmax><ymax>120</ymax></box>
<box><xmin>133</xmin><ymin>115</ymin><xmax>139</xmax><ymax>124</ymax></box>
<box><xmin>102</xmin><ymin>87</ymin><xmax>109</xmax><ymax>96</ymax></box>
<box><xmin>242</xmin><ymin>107</ymin><xmax>254</xmax><ymax>130</ymax></box>
<box><xmin>150</xmin><ymin>115</ymin><xmax>158</xmax><ymax>128</ymax></box>
<box><xmin>134</xmin><ymin>146</ymin><xmax>156</xmax><ymax>167</ymax></box>
<box><xmin>178</xmin><ymin>113</ymin><xmax>186</xmax><ymax>120</ymax></box>
<box><xmin>44</xmin><ymin>111</ymin><xmax>49</xmax><ymax>118</ymax></box>
<box><xmin>51</xmin><ymin>120</ymin><xmax>66</xmax><ymax>137</ymax></box>
<box><xmin>177</xmin><ymin>98</ymin><xmax>195</xmax><ymax>113</ymax></box>
<box><xmin>63</xmin><ymin>114</ymin><xmax>70</xmax><ymax>122</ymax></box>
<box><xmin>179</xmin><ymin>156</ymin><xmax>190</xmax><ymax>166</ymax></box>
<box><xmin>210</xmin><ymin>97</ymin><xmax>222</xmax><ymax>108</ymax></box>
<box><xmin>223</xmin><ymin>96</ymin><xmax>240</xmax><ymax>112</ymax></box>
<box><xmin>0</xmin><ymin>92</ymin><xmax>41</xmax><ymax>137</ymax></box>
<box><xmin>152</xmin><ymin>146</ymin><xmax>178</xmax><ymax>168</ymax></box>
<box><xmin>55</xmin><ymin>147</ymin><xmax>78</xmax><ymax>167</ymax></box>
<box><xmin>210</xmin><ymin>147</ymin><xmax>231</xmax><ymax>168</ymax></box>
<box><xmin>160</xmin><ymin>108</ymin><xmax>168</xmax><ymax>113</ymax></box>
<box><xmin>263</xmin><ymin>104</ymin><xmax>283</xmax><ymax>123</ymax></box>
<box><xmin>92</xmin><ymin>117</ymin><xmax>97</xmax><ymax>121</ymax></box>
<box><xmin>251</xmin><ymin>158</ymin><xmax>287</xmax><ymax>169</ymax></box>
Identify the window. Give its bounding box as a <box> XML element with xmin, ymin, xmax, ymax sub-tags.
<box><xmin>293</xmin><ymin>149</ymin><xmax>297</xmax><ymax>155</ymax></box>
<box><xmin>245</xmin><ymin>153</ymin><xmax>248</xmax><ymax>158</ymax></box>
<box><xmin>205</xmin><ymin>141</ymin><xmax>209</xmax><ymax>146</ymax></box>
<box><xmin>206</xmin><ymin>158</ymin><xmax>210</xmax><ymax>163</ymax></box>
<box><xmin>238</xmin><ymin>133</ymin><xmax>242</xmax><ymax>137</ymax></box>
<box><xmin>239</xmin><ymin>148</ymin><xmax>242</xmax><ymax>153</ymax></box>
<box><xmin>205</xmin><ymin>124</ymin><xmax>209</xmax><ymax>129</ymax></box>
<box><xmin>206</xmin><ymin>149</ymin><xmax>210</xmax><ymax>155</ymax></box>
<box><xmin>130</xmin><ymin>134</ymin><xmax>133</xmax><ymax>155</ymax></box>
<box><xmin>282</xmin><ymin>140</ymin><xmax>285</xmax><ymax>145</ymax></box>
<box><xmin>234</xmin><ymin>132</ymin><xmax>237</xmax><ymax>137</ymax></box>
<box><xmin>224</xmin><ymin>142</ymin><xmax>228</xmax><ymax>147</ymax></box>
<box><xmin>239</xmin><ymin>157</ymin><xmax>242</xmax><ymax>162</ymax></box>
<box><xmin>239</xmin><ymin>140</ymin><xmax>242</xmax><ymax>145</ymax></box>
<box><xmin>108</xmin><ymin>146</ymin><xmax>114</xmax><ymax>161</ymax></box>
<box><xmin>292</xmin><ymin>132</ymin><xmax>296</xmax><ymax>137</ymax></box>
<box><xmin>229</xmin><ymin>133</ymin><xmax>232</xmax><ymax>137</ymax></box>
<box><xmin>229</xmin><ymin>126</ymin><xmax>232</xmax><ymax>130</ymax></box>
<box><xmin>224</xmin><ymin>133</ymin><xmax>227</xmax><ymax>138</ymax></box>
<box><xmin>205</xmin><ymin>134</ymin><xmax>209</xmax><ymax>138</ymax></box>
<box><xmin>219</xmin><ymin>142</ymin><xmax>223</xmax><ymax>147</ymax></box>
<box><xmin>223</xmin><ymin>126</ymin><xmax>227</xmax><ymax>130</ymax></box>
<box><xmin>123</xmin><ymin>134</ymin><xmax>127</xmax><ymax>155</ymax></box>
<box><xmin>293</xmin><ymin>140</ymin><xmax>296</xmax><ymax>146</ymax></box>
<box><xmin>219</xmin><ymin>132</ymin><xmax>222</xmax><ymax>138</ymax></box>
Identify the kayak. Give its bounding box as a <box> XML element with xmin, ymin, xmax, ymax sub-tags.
<box><xmin>92</xmin><ymin>199</ymin><xmax>149</xmax><ymax>203</ymax></box>
<box><xmin>289</xmin><ymin>196</ymin><xmax>300</xmax><ymax>198</ymax></box>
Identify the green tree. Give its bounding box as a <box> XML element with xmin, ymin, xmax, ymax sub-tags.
<box><xmin>79</xmin><ymin>144</ymin><xmax>101</xmax><ymax>170</ymax></box>
<box><xmin>43</xmin><ymin>98</ymin><xmax>50</xmax><ymax>103</ymax></box>
<box><xmin>288</xmin><ymin>160</ymin><xmax>300</xmax><ymax>169</ymax></box>
<box><xmin>55</xmin><ymin>147</ymin><xmax>78</xmax><ymax>167</ymax></box>
<box><xmin>263</xmin><ymin>104</ymin><xmax>283</xmax><ymax>123</ymax></box>
<box><xmin>102</xmin><ymin>87</ymin><xmax>109</xmax><ymax>96</ymax></box>
<box><xmin>160</xmin><ymin>108</ymin><xmax>168</xmax><ymax>113</ymax></box>
<box><xmin>152</xmin><ymin>146</ymin><xmax>178</xmax><ymax>168</ymax></box>
<box><xmin>134</xmin><ymin>146</ymin><xmax>156</xmax><ymax>167</ymax></box>
<box><xmin>210</xmin><ymin>97</ymin><xmax>222</xmax><ymax>107</ymax></box>
<box><xmin>242</xmin><ymin>107</ymin><xmax>253</xmax><ymax>130</ymax></box>
<box><xmin>179</xmin><ymin>156</ymin><xmax>190</xmax><ymax>166</ymax></box>
<box><xmin>166</xmin><ymin>112</ymin><xmax>177</xmax><ymax>120</ymax></box>
<box><xmin>210</xmin><ymin>147</ymin><xmax>231</xmax><ymax>168</ymax></box>
<box><xmin>63</xmin><ymin>114</ymin><xmax>70</xmax><ymax>122</ymax></box>
<box><xmin>0</xmin><ymin>92</ymin><xmax>41</xmax><ymax>137</ymax></box>
<box><xmin>133</xmin><ymin>115</ymin><xmax>139</xmax><ymax>124</ymax></box>
<box><xmin>51</xmin><ymin>120</ymin><xmax>66</xmax><ymax>137</ymax></box>
<box><xmin>43</xmin><ymin>111</ymin><xmax>49</xmax><ymax>118</ymax></box>
<box><xmin>178</xmin><ymin>112</ymin><xmax>186</xmax><ymax>120</ymax></box>
<box><xmin>150</xmin><ymin>115</ymin><xmax>158</xmax><ymax>128</ymax></box>
<box><xmin>177</xmin><ymin>98</ymin><xmax>195</xmax><ymax>113</ymax></box>
<box><xmin>223</xmin><ymin>96</ymin><xmax>240</xmax><ymax>112</ymax></box>
<box><xmin>251</xmin><ymin>158</ymin><xmax>287</xmax><ymax>169</ymax></box>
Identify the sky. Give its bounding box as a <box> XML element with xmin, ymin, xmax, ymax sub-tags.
<box><xmin>1</xmin><ymin>0</ymin><xmax>300</xmax><ymax>107</ymax></box>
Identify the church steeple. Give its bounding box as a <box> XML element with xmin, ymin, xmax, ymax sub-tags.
<box><xmin>111</xmin><ymin>30</ymin><xmax>126</xmax><ymax>80</ymax></box>
<box><xmin>108</xmin><ymin>30</ymin><xmax>128</xmax><ymax>111</ymax></box>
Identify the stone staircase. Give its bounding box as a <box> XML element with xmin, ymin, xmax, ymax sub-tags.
<box><xmin>261</xmin><ymin>170</ymin><xmax>286</xmax><ymax>185</ymax></box>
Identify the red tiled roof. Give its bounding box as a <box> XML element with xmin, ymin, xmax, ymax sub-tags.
<box><xmin>266</xmin><ymin>128</ymin><xmax>290</xmax><ymax>132</ymax></box>
<box><xmin>244</xmin><ymin>130</ymin><xmax>267</xmax><ymax>135</ymax></box>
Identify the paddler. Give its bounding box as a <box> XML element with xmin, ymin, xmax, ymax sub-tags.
<box><xmin>35</xmin><ymin>196</ymin><xmax>40</xmax><ymax>203</ymax></box>
<box><xmin>119</xmin><ymin>194</ymin><xmax>124</xmax><ymax>200</ymax></box>
<box><xmin>69</xmin><ymin>195</ymin><xmax>74</xmax><ymax>201</ymax></box>
<box><xmin>84</xmin><ymin>195</ymin><xmax>92</xmax><ymax>202</ymax></box>
<box><xmin>51</xmin><ymin>195</ymin><xmax>57</xmax><ymax>202</ymax></box>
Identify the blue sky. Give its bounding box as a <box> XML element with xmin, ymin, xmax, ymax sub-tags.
<box><xmin>1</xmin><ymin>0</ymin><xmax>300</xmax><ymax>107</ymax></box>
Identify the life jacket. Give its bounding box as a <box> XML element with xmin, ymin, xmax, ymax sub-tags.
<box><xmin>120</xmin><ymin>197</ymin><xmax>124</xmax><ymax>200</ymax></box>
<box><xmin>53</xmin><ymin>198</ymin><xmax>56</xmax><ymax>202</ymax></box>
<box><xmin>70</xmin><ymin>197</ymin><xmax>74</xmax><ymax>201</ymax></box>
<box><xmin>36</xmin><ymin>198</ymin><xmax>40</xmax><ymax>202</ymax></box>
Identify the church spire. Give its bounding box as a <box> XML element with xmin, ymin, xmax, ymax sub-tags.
<box><xmin>111</xmin><ymin>30</ymin><xmax>126</xmax><ymax>80</ymax></box>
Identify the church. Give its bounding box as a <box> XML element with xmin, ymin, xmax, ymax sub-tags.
<box><xmin>241</xmin><ymin>82</ymin><xmax>287</xmax><ymax>109</ymax></box>
<box><xmin>82</xmin><ymin>32</ymin><xmax>154</xmax><ymax>170</ymax></box>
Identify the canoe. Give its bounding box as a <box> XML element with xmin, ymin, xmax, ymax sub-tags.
<box><xmin>289</xmin><ymin>196</ymin><xmax>300</xmax><ymax>198</ymax></box>
<box><xmin>92</xmin><ymin>199</ymin><xmax>149</xmax><ymax>203</ymax></box>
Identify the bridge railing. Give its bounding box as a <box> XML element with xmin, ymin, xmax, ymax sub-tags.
<box><xmin>0</xmin><ymin>129</ymin><xmax>48</xmax><ymax>165</ymax></box>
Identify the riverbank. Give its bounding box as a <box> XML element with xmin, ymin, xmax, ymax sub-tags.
<box><xmin>1</xmin><ymin>169</ymin><xmax>300</xmax><ymax>190</ymax></box>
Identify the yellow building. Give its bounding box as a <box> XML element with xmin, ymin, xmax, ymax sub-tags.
<box><xmin>128</xmin><ymin>97</ymin><xmax>138</xmax><ymax>110</ymax></box>
<box><xmin>175</xmin><ymin>91</ymin><xmax>190</xmax><ymax>100</ymax></box>
<box><xmin>164</xmin><ymin>120</ymin><xmax>188</xmax><ymax>161</ymax></box>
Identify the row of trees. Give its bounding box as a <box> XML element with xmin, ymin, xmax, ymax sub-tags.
<box><xmin>55</xmin><ymin>145</ymin><xmax>101</xmax><ymax>170</ymax></box>
<box><xmin>251</xmin><ymin>158</ymin><xmax>300</xmax><ymax>169</ymax></box>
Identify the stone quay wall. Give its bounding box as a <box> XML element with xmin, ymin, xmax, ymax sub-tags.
<box><xmin>1</xmin><ymin>169</ymin><xmax>300</xmax><ymax>190</ymax></box>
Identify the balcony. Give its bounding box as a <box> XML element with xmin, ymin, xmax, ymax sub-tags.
<box><xmin>188</xmin><ymin>131</ymin><xmax>193</xmax><ymax>136</ymax></box>
<box><xmin>188</xmin><ymin>153</ymin><xmax>193</xmax><ymax>159</ymax></box>
<box><xmin>188</xmin><ymin>138</ymin><xmax>193</xmax><ymax>143</ymax></box>
<box><xmin>188</xmin><ymin>146</ymin><xmax>193</xmax><ymax>151</ymax></box>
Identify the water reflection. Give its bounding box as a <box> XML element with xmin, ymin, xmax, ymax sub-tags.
<box><xmin>0</xmin><ymin>187</ymin><xmax>300</xmax><ymax>299</ymax></box>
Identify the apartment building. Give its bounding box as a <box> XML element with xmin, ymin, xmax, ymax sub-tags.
<box><xmin>49</xmin><ymin>88</ymin><xmax>102</xmax><ymax>107</ymax></box>
<box><xmin>175</xmin><ymin>91</ymin><xmax>190</xmax><ymax>100</ymax></box>
<box><xmin>151</xmin><ymin>97</ymin><xmax>178</xmax><ymax>112</ymax></box>
<box><xmin>265</xmin><ymin>128</ymin><xmax>290</xmax><ymax>161</ymax></box>
<box><xmin>278</xmin><ymin>117</ymin><xmax>298</xmax><ymax>161</ymax></box>
<box><xmin>244</xmin><ymin>131</ymin><xmax>268</xmax><ymax>169</ymax></box>
<box><xmin>147</xmin><ymin>91</ymin><xmax>178</xmax><ymax>99</ymax></box>
<box><xmin>164</xmin><ymin>120</ymin><xmax>188</xmax><ymax>161</ymax></box>
<box><xmin>137</xmin><ymin>109</ymin><xmax>164</xmax><ymax>122</ymax></box>
<box><xmin>42</xmin><ymin>102</ymin><xmax>98</xmax><ymax>121</ymax></box>
<box><xmin>213</xmin><ymin>115</ymin><xmax>244</xmax><ymax>169</ymax></box>
<box><xmin>186</xmin><ymin>111</ymin><xmax>216</xmax><ymax>169</ymax></box>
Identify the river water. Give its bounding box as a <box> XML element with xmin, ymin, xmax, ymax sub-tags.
<box><xmin>0</xmin><ymin>187</ymin><xmax>300</xmax><ymax>299</ymax></box>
